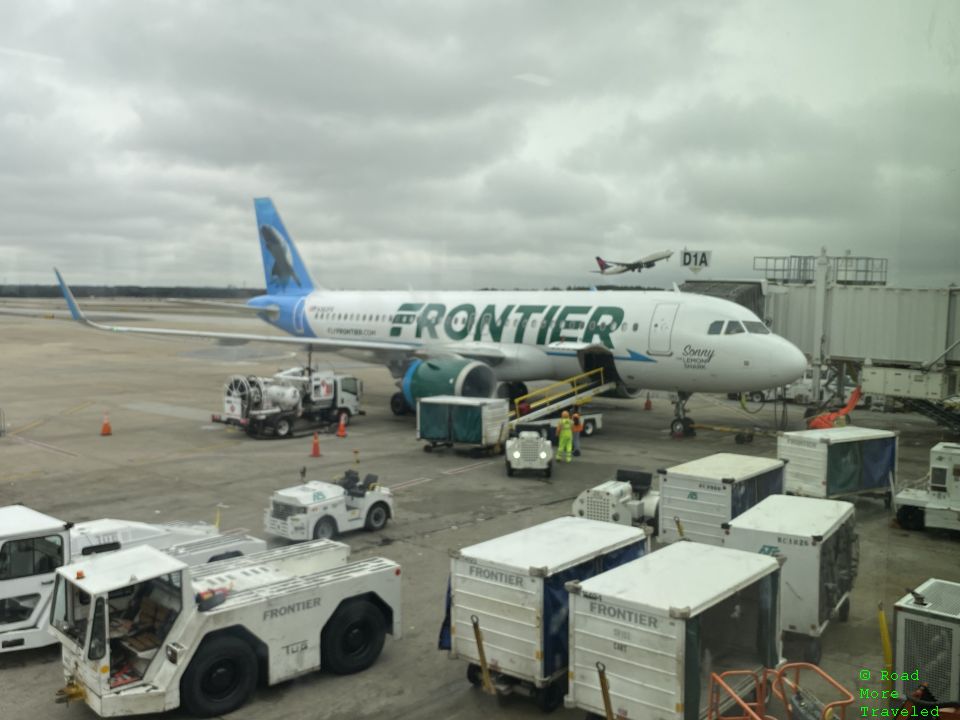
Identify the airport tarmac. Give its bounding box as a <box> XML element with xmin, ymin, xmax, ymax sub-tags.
<box><xmin>1</xmin><ymin>301</ymin><xmax>958</xmax><ymax>720</ymax></box>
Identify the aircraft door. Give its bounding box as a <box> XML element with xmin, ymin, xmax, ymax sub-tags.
<box><xmin>293</xmin><ymin>297</ymin><xmax>307</xmax><ymax>335</ymax></box>
<box><xmin>648</xmin><ymin>303</ymin><xmax>679</xmax><ymax>355</ymax></box>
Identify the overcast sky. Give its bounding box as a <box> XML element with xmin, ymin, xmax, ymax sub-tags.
<box><xmin>1</xmin><ymin>1</ymin><xmax>958</xmax><ymax>291</ymax></box>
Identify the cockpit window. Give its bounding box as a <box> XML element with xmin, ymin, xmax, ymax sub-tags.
<box><xmin>708</xmin><ymin>321</ymin><xmax>724</xmax><ymax>335</ymax></box>
<box><xmin>725</xmin><ymin>321</ymin><xmax>745</xmax><ymax>335</ymax></box>
<box><xmin>743</xmin><ymin>321</ymin><xmax>770</xmax><ymax>335</ymax></box>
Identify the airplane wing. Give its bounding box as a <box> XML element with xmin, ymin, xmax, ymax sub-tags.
<box><xmin>54</xmin><ymin>269</ymin><xmax>420</xmax><ymax>354</ymax></box>
<box><xmin>164</xmin><ymin>299</ymin><xmax>281</xmax><ymax>319</ymax></box>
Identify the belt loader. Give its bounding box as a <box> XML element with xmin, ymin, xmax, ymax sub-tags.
<box><xmin>50</xmin><ymin>540</ymin><xmax>401</xmax><ymax>717</ymax></box>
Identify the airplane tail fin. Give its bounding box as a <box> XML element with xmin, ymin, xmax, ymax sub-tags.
<box><xmin>254</xmin><ymin>198</ymin><xmax>316</xmax><ymax>296</ymax></box>
<box><xmin>595</xmin><ymin>256</ymin><xmax>610</xmax><ymax>272</ymax></box>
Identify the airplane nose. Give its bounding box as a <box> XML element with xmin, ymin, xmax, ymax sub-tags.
<box><xmin>782</xmin><ymin>342</ymin><xmax>808</xmax><ymax>383</ymax></box>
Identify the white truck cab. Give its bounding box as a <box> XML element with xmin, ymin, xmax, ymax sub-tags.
<box><xmin>264</xmin><ymin>470</ymin><xmax>394</xmax><ymax>541</ymax></box>
<box><xmin>0</xmin><ymin>506</ymin><xmax>264</xmax><ymax>654</ymax></box>
<box><xmin>50</xmin><ymin>541</ymin><xmax>402</xmax><ymax>717</ymax></box>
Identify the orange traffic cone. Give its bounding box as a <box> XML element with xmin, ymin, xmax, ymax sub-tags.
<box><xmin>336</xmin><ymin>413</ymin><xmax>347</xmax><ymax>438</ymax></box>
<box><xmin>310</xmin><ymin>432</ymin><xmax>322</xmax><ymax>458</ymax></box>
<box><xmin>100</xmin><ymin>412</ymin><xmax>113</xmax><ymax>436</ymax></box>
<box><xmin>643</xmin><ymin>393</ymin><xmax>652</xmax><ymax>411</ymax></box>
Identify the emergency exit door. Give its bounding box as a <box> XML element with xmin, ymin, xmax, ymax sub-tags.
<box><xmin>648</xmin><ymin>303</ymin><xmax>679</xmax><ymax>355</ymax></box>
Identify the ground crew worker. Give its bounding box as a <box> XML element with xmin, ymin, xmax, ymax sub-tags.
<box><xmin>571</xmin><ymin>411</ymin><xmax>583</xmax><ymax>457</ymax></box>
<box><xmin>555</xmin><ymin>410</ymin><xmax>573</xmax><ymax>463</ymax></box>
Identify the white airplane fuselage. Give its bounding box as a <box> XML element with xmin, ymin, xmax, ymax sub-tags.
<box><xmin>252</xmin><ymin>288</ymin><xmax>807</xmax><ymax>394</ymax></box>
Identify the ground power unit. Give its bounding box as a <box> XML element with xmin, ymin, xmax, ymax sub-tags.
<box><xmin>442</xmin><ymin>517</ymin><xmax>647</xmax><ymax>711</ymax></box>
<box><xmin>565</xmin><ymin>542</ymin><xmax>783</xmax><ymax>720</ymax></box>
<box><xmin>777</xmin><ymin>426</ymin><xmax>898</xmax><ymax>501</ymax></box>
<box><xmin>894</xmin><ymin>579</ymin><xmax>960</xmax><ymax>704</ymax></box>
<box><xmin>722</xmin><ymin>495</ymin><xmax>858</xmax><ymax>664</ymax></box>
<box><xmin>658</xmin><ymin>454</ymin><xmax>785</xmax><ymax>545</ymax></box>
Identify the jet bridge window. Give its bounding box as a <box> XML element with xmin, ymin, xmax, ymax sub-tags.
<box><xmin>725</xmin><ymin>321</ymin><xmax>745</xmax><ymax>335</ymax></box>
<box><xmin>0</xmin><ymin>534</ymin><xmax>64</xmax><ymax>580</ymax></box>
<box><xmin>743</xmin><ymin>321</ymin><xmax>770</xmax><ymax>335</ymax></box>
<box><xmin>708</xmin><ymin>321</ymin><xmax>724</xmax><ymax>335</ymax></box>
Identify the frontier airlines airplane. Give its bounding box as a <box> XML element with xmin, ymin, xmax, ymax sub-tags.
<box><xmin>56</xmin><ymin>198</ymin><xmax>807</xmax><ymax>433</ymax></box>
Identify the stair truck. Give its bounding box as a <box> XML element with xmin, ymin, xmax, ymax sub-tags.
<box><xmin>0</xmin><ymin>505</ymin><xmax>265</xmax><ymax>654</ymax></box>
<box><xmin>50</xmin><ymin>540</ymin><xmax>401</xmax><ymax>717</ymax></box>
<box><xmin>565</xmin><ymin>542</ymin><xmax>784</xmax><ymax>720</ymax></box>
<box><xmin>721</xmin><ymin>494</ymin><xmax>858</xmax><ymax>664</ymax></box>
<box><xmin>264</xmin><ymin>469</ymin><xmax>395</xmax><ymax>541</ymax></box>
<box><xmin>441</xmin><ymin>516</ymin><xmax>647</xmax><ymax>712</ymax></box>
<box><xmin>212</xmin><ymin>366</ymin><xmax>363</xmax><ymax>438</ymax></box>
<box><xmin>894</xmin><ymin>442</ymin><xmax>960</xmax><ymax>532</ymax></box>
<box><xmin>893</xmin><ymin>579</ymin><xmax>960</xmax><ymax>711</ymax></box>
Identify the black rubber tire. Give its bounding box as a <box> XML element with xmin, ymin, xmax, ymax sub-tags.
<box><xmin>670</xmin><ymin>419</ymin><xmax>685</xmax><ymax>435</ymax></box>
<box><xmin>321</xmin><ymin>599</ymin><xmax>387</xmax><ymax>675</ymax></box>
<box><xmin>274</xmin><ymin>418</ymin><xmax>292</xmax><ymax>438</ymax></box>
<box><xmin>582</xmin><ymin>419</ymin><xmax>596</xmax><ymax>437</ymax></box>
<box><xmin>466</xmin><ymin>663</ymin><xmax>483</xmax><ymax>687</ymax></box>
<box><xmin>536</xmin><ymin>679</ymin><xmax>566</xmax><ymax>713</ymax></box>
<box><xmin>390</xmin><ymin>393</ymin><xmax>408</xmax><ymax>416</ymax></box>
<box><xmin>896</xmin><ymin>505</ymin><xmax>925</xmax><ymax>531</ymax></box>
<box><xmin>180</xmin><ymin>635</ymin><xmax>257</xmax><ymax>718</ymax></box>
<box><xmin>883</xmin><ymin>491</ymin><xmax>892</xmax><ymax>509</ymax></box>
<box><xmin>364</xmin><ymin>503</ymin><xmax>389</xmax><ymax>531</ymax></box>
<box><xmin>749</xmin><ymin>391</ymin><xmax>765</xmax><ymax>403</ymax></box>
<box><xmin>802</xmin><ymin>637</ymin><xmax>822</xmax><ymax>665</ymax></box>
<box><xmin>838</xmin><ymin>597</ymin><xmax>851</xmax><ymax>623</ymax></box>
<box><xmin>313</xmin><ymin>516</ymin><xmax>337</xmax><ymax>540</ymax></box>
<box><xmin>544</xmin><ymin>465</ymin><xmax>552</xmax><ymax>479</ymax></box>
<box><xmin>338</xmin><ymin>409</ymin><xmax>351</xmax><ymax>427</ymax></box>
<box><xmin>505</xmin><ymin>461</ymin><xmax>515</xmax><ymax>477</ymax></box>
<box><xmin>424</xmin><ymin>444</ymin><xmax>433</xmax><ymax>453</ymax></box>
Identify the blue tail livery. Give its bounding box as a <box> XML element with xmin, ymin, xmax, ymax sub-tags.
<box><xmin>254</xmin><ymin>197</ymin><xmax>315</xmax><ymax>295</ymax></box>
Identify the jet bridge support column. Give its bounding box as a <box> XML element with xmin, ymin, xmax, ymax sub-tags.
<box><xmin>811</xmin><ymin>248</ymin><xmax>830</xmax><ymax>405</ymax></box>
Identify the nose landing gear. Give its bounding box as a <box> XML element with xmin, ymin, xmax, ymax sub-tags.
<box><xmin>670</xmin><ymin>392</ymin><xmax>696</xmax><ymax>437</ymax></box>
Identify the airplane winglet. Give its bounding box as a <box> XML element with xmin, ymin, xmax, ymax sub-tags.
<box><xmin>54</xmin><ymin>268</ymin><xmax>89</xmax><ymax>324</ymax></box>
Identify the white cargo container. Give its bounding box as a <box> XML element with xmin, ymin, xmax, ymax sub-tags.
<box><xmin>417</xmin><ymin>395</ymin><xmax>509</xmax><ymax>451</ymax></box>
<box><xmin>777</xmin><ymin>426</ymin><xmax>898</xmax><ymax>500</ymax></box>
<box><xmin>445</xmin><ymin>517</ymin><xmax>646</xmax><ymax>711</ymax></box>
<box><xmin>657</xmin><ymin>454</ymin><xmax>784</xmax><ymax>546</ymax></box>
<box><xmin>566</xmin><ymin>543</ymin><xmax>783</xmax><ymax>720</ymax></box>
<box><xmin>893</xmin><ymin>579</ymin><xmax>960</xmax><ymax>704</ymax></box>
<box><xmin>721</xmin><ymin>495</ymin><xmax>858</xmax><ymax>664</ymax></box>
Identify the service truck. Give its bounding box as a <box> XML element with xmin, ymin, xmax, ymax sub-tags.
<box><xmin>895</xmin><ymin>442</ymin><xmax>960</xmax><ymax>533</ymax></box>
<box><xmin>212</xmin><ymin>366</ymin><xmax>363</xmax><ymax>438</ymax></box>
<box><xmin>0</xmin><ymin>505</ymin><xmax>265</xmax><ymax>654</ymax></box>
<box><xmin>264</xmin><ymin>469</ymin><xmax>395</xmax><ymax>541</ymax></box>
<box><xmin>51</xmin><ymin>540</ymin><xmax>402</xmax><ymax>717</ymax></box>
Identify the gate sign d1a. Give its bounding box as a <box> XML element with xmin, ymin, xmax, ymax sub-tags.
<box><xmin>682</xmin><ymin>249</ymin><xmax>711</xmax><ymax>274</ymax></box>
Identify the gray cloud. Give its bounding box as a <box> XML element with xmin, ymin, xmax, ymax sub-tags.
<box><xmin>0</xmin><ymin>0</ymin><xmax>957</xmax><ymax>291</ymax></box>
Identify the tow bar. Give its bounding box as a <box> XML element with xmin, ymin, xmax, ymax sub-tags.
<box><xmin>471</xmin><ymin>614</ymin><xmax>496</xmax><ymax>696</ymax></box>
<box><xmin>597</xmin><ymin>661</ymin><xmax>615</xmax><ymax>720</ymax></box>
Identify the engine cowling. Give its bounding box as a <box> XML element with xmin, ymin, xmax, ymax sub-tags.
<box><xmin>401</xmin><ymin>358</ymin><xmax>497</xmax><ymax>408</ymax></box>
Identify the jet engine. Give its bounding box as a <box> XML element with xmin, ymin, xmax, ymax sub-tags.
<box><xmin>401</xmin><ymin>358</ymin><xmax>497</xmax><ymax>409</ymax></box>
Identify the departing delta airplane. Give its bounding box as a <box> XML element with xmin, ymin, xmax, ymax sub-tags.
<box><xmin>593</xmin><ymin>251</ymin><xmax>674</xmax><ymax>275</ymax></box>
<box><xmin>55</xmin><ymin>198</ymin><xmax>807</xmax><ymax>432</ymax></box>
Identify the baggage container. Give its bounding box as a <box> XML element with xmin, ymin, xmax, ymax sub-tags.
<box><xmin>893</xmin><ymin>578</ymin><xmax>960</xmax><ymax>703</ymax></box>
<box><xmin>417</xmin><ymin>395</ymin><xmax>509</xmax><ymax>451</ymax></box>
<box><xmin>722</xmin><ymin>495</ymin><xmax>858</xmax><ymax>664</ymax></box>
<box><xmin>658</xmin><ymin>454</ymin><xmax>784</xmax><ymax>545</ymax></box>
<box><xmin>777</xmin><ymin>426</ymin><xmax>897</xmax><ymax>499</ymax></box>
<box><xmin>566</xmin><ymin>542</ymin><xmax>783</xmax><ymax>720</ymax></box>
<box><xmin>445</xmin><ymin>517</ymin><xmax>646</xmax><ymax>710</ymax></box>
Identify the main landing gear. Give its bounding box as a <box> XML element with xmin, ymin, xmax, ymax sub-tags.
<box><xmin>670</xmin><ymin>392</ymin><xmax>695</xmax><ymax>437</ymax></box>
